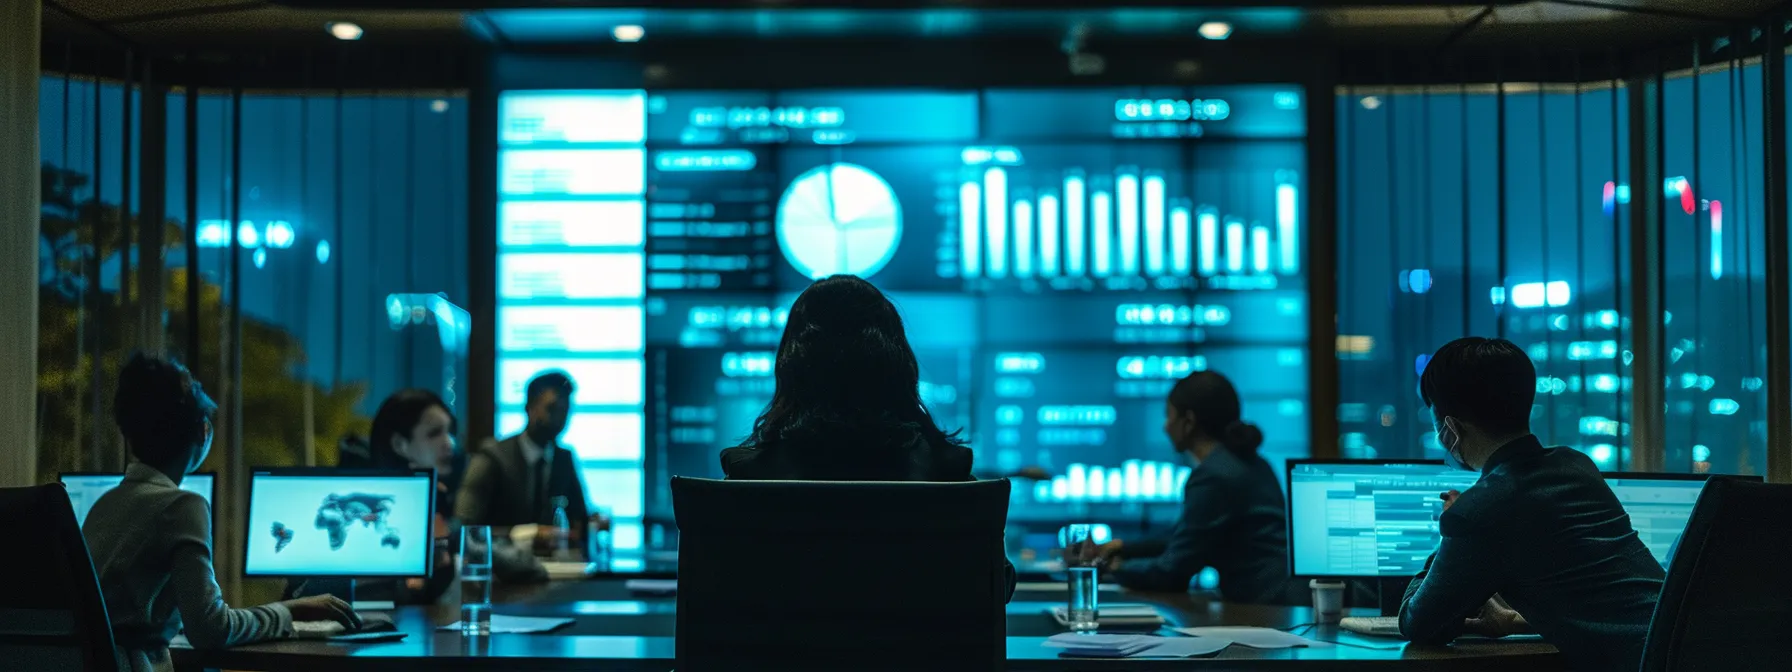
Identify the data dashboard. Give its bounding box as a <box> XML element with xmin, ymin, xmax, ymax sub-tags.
<box><xmin>494</xmin><ymin>86</ymin><xmax>1309</xmax><ymax>549</ymax></box>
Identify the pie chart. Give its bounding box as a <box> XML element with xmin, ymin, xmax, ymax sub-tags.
<box><xmin>776</xmin><ymin>163</ymin><xmax>903</xmax><ymax>280</ymax></box>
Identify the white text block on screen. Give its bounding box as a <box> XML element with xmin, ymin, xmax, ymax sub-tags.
<box><xmin>579</xmin><ymin>468</ymin><xmax>645</xmax><ymax>518</ymax></box>
<box><xmin>499</xmin><ymin>358</ymin><xmax>644</xmax><ymax>407</ymax></box>
<box><xmin>501</xmin><ymin>149</ymin><xmax>646</xmax><ymax>196</ymax></box>
<box><xmin>500</xmin><ymin>200</ymin><xmax>646</xmax><ymax>248</ymax></box>
<box><xmin>499</xmin><ymin>253</ymin><xmax>646</xmax><ymax>300</ymax></box>
<box><xmin>498</xmin><ymin>411</ymin><xmax>644</xmax><ymax>462</ymax></box>
<box><xmin>500</xmin><ymin>91</ymin><xmax>647</xmax><ymax>145</ymax></box>
<box><xmin>500</xmin><ymin>305</ymin><xmax>645</xmax><ymax>353</ymax></box>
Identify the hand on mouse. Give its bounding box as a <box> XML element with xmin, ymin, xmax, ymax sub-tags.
<box><xmin>285</xmin><ymin>595</ymin><xmax>360</xmax><ymax>629</ymax></box>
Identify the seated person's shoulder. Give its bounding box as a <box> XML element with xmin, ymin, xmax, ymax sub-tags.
<box><xmin>1437</xmin><ymin>478</ymin><xmax>1517</xmax><ymax>536</ymax></box>
<box><xmin>930</xmin><ymin>441</ymin><xmax>975</xmax><ymax>480</ymax></box>
<box><xmin>720</xmin><ymin>444</ymin><xmax>773</xmax><ymax>479</ymax></box>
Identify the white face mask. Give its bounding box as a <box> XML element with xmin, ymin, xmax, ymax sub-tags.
<box><xmin>1436</xmin><ymin>417</ymin><xmax>1470</xmax><ymax>471</ymax></box>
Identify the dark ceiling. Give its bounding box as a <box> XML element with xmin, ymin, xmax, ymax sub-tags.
<box><xmin>41</xmin><ymin>1</ymin><xmax>1785</xmax><ymax>49</ymax></box>
<box><xmin>36</xmin><ymin>1</ymin><xmax>1788</xmax><ymax>89</ymax></box>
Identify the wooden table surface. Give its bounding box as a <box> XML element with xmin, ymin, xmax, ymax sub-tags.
<box><xmin>172</xmin><ymin>579</ymin><xmax>1561</xmax><ymax>671</ymax></box>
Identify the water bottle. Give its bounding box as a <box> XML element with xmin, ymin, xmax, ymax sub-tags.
<box><xmin>550</xmin><ymin>495</ymin><xmax>574</xmax><ymax>561</ymax></box>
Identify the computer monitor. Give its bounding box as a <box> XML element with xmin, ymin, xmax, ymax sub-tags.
<box><xmin>60</xmin><ymin>471</ymin><xmax>216</xmax><ymax>527</ymax></box>
<box><xmin>1286</xmin><ymin>460</ymin><xmax>1480</xmax><ymax>578</ymax></box>
<box><xmin>1602</xmin><ymin>472</ymin><xmax>1760</xmax><ymax>567</ymax></box>
<box><xmin>242</xmin><ymin>467</ymin><xmax>436</xmax><ymax>579</ymax></box>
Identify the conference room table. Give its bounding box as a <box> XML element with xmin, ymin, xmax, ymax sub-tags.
<box><xmin>172</xmin><ymin>579</ymin><xmax>1561</xmax><ymax>671</ymax></box>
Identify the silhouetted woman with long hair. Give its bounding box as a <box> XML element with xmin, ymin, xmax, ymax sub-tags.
<box><xmin>721</xmin><ymin>275</ymin><xmax>1014</xmax><ymax>600</ymax></box>
<box><xmin>722</xmin><ymin>274</ymin><xmax>969</xmax><ymax>481</ymax></box>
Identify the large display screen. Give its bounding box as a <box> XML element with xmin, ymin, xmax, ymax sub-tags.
<box><xmin>496</xmin><ymin>86</ymin><xmax>1309</xmax><ymax>557</ymax></box>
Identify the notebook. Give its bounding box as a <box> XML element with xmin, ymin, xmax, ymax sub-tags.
<box><xmin>1049</xmin><ymin>603</ymin><xmax>1166</xmax><ymax>628</ymax></box>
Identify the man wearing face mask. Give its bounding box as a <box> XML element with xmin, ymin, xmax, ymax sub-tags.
<box><xmin>1086</xmin><ymin>371</ymin><xmax>1295</xmax><ymax>603</ymax></box>
<box><xmin>1402</xmin><ymin>337</ymin><xmax>1663</xmax><ymax>672</ymax></box>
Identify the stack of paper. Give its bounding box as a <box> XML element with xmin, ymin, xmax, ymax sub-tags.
<box><xmin>1045</xmin><ymin>633</ymin><xmax>1229</xmax><ymax>659</ymax></box>
<box><xmin>1171</xmin><ymin>626</ymin><xmax>1327</xmax><ymax>649</ymax></box>
<box><xmin>1049</xmin><ymin>603</ymin><xmax>1166</xmax><ymax>628</ymax></box>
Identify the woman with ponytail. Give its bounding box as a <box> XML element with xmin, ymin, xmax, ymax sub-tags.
<box><xmin>1091</xmin><ymin>370</ymin><xmax>1294</xmax><ymax>603</ymax></box>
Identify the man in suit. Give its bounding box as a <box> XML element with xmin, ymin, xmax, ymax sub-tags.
<box><xmin>1400</xmin><ymin>337</ymin><xmax>1664</xmax><ymax>672</ymax></box>
<box><xmin>457</xmin><ymin>371</ymin><xmax>598</xmax><ymax>551</ymax></box>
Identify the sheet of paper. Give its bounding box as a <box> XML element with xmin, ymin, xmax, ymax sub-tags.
<box><xmin>1134</xmin><ymin>637</ymin><xmax>1231</xmax><ymax>658</ymax></box>
<box><xmin>436</xmin><ymin>615</ymin><xmax>573</xmax><ymax>634</ymax></box>
<box><xmin>1172</xmin><ymin>626</ymin><xmax>1326</xmax><ymax>649</ymax></box>
<box><xmin>1047</xmin><ymin>633</ymin><xmax>1231</xmax><ymax>659</ymax></box>
<box><xmin>625</xmin><ymin>579</ymin><xmax>678</xmax><ymax>593</ymax></box>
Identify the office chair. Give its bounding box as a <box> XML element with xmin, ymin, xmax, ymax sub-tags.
<box><xmin>0</xmin><ymin>484</ymin><xmax>122</xmax><ymax>671</ymax></box>
<box><xmin>1640</xmin><ymin>476</ymin><xmax>1792</xmax><ymax>671</ymax></box>
<box><xmin>672</xmin><ymin>477</ymin><xmax>1010</xmax><ymax>672</ymax></box>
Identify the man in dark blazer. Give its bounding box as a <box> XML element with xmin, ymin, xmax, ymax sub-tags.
<box><xmin>1400</xmin><ymin>337</ymin><xmax>1663</xmax><ymax>672</ymax></box>
<box><xmin>457</xmin><ymin>372</ymin><xmax>596</xmax><ymax>550</ymax></box>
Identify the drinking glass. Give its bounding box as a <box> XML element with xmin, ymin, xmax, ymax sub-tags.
<box><xmin>459</xmin><ymin>525</ymin><xmax>493</xmax><ymax>636</ymax></box>
<box><xmin>587</xmin><ymin>506</ymin><xmax>613</xmax><ymax>569</ymax></box>
<box><xmin>1061</xmin><ymin>523</ymin><xmax>1099</xmax><ymax>633</ymax></box>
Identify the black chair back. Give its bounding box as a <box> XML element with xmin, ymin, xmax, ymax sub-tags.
<box><xmin>1641</xmin><ymin>476</ymin><xmax>1792</xmax><ymax>671</ymax></box>
<box><xmin>672</xmin><ymin>477</ymin><xmax>1010</xmax><ymax>672</ymax></box>
<box><xmin>0</xmin><ymin>484</ymin><xmax>120</xmax><ymax>671</ymax></box>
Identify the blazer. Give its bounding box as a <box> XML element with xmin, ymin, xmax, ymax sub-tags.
<box><xmin>1399</xmin><ymin>435</ymin><xmax>1665</xmax><ymax>672</ymax></box>
<box><xmin>720</xmin><ymin>418</ymin><xmax>1018</xmax><ymax>602</ymax></box>
<box><xmin>456</xmin><ymin>434</ymin><xmax>592</xmax><ymax>530</ymax></box>
<box><xmin>1110</xmin><ymin>448</ymin><xmax>1297</xmax><ymax>604</ymax></box>
<box><xmin>83</xmin><ymin>463</ymin><xmax>292</xmax><ymax>671</ymax></box>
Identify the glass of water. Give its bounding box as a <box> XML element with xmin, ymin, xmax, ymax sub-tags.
<box><xmin>587</xmin><ymin>506</ymin><xmax>613</xmax><ymax>569</ymax></box>
<box><xmin>460</xmin><ymin>525</ymin><xmax>493</xmax><ymax>636</ymax></box>
<box><xmin>1061</xmin><ymin>523</ymin><xmax>1099</xmax><ymax>633</ymax></box>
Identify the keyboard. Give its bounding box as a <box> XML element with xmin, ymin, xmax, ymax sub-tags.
<box><xmin>292</xmin><ymin>612</ymin><xmax>396</xmax><ymax>638</ymax></box>
<box><xmin>1339</xmin><ymin>616</ymin><xmax>1403</xmax><ymax>638</ymax></box>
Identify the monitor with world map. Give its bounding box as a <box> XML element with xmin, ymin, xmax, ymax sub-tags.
<box><xmin>242</xmin><ymin>467</ymin><xmax>436</xmax><ymax>578</ymax></box>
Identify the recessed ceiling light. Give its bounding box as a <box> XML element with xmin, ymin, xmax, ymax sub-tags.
<box><xmin>1198</xmin><ymin>21</ymin><xmax>1232</xmax><ymax>41</ymax></box>
<box><xmin>612</xmin><ymin>25</ymin><xmax>645</xmax><ymax>42</ymax></box>
<box><xmin>327</xmin><ymin>22</ymin><xmax>363</xmax><ymax>41</ymax></box>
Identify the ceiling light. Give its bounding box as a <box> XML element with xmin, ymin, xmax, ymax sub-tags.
<box><xmin>612</xmin><ymin>25</ymin><xmax>645</xmax><ymax>42</ymax></box>
<box><xmin>327</xmin><ymin>22</ymin><xmax>363</xmax><ymax>41</ymax></box>
<box><xmin>430</xmin><ymin>99</ymin><xmax>449</xmax><ymax>113</ymax></box>
<box><xmin>1198</xmin><ymin>22</ymin><xmax>1232</xmax><ymax>41</ymax></box>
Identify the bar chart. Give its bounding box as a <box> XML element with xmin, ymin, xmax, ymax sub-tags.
<box><xmin>1031</xmin><ymin>460</ymin><xmax>1193</xmax><ymax>504</ymax></box>
<box><xmin>956</xmin><ymin>166</ymin><xmax>1299</xmax><ymax>281</ymax></box>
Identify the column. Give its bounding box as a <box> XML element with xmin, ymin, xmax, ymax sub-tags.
<box><xmin>0</xmin><ymin>1</ymin><xmax>39</xmax><ymax>487</ymax></box>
